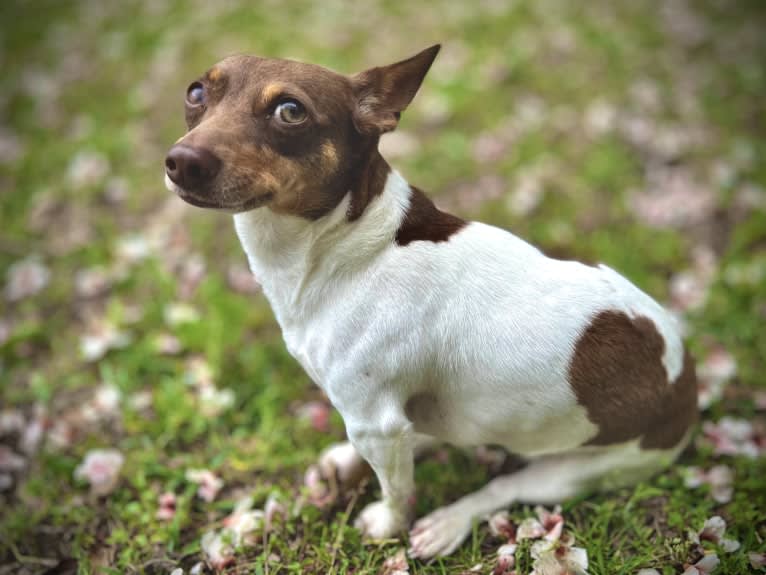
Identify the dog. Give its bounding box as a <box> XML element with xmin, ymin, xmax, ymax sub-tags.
<box><xmin>164</xmin><ymin>45</ymin><xmax>697</xmax><ymax>560</ymax></box>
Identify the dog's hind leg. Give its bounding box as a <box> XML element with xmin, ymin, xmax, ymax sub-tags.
<box><xmin>319</xmin><ymin>433</ymin><xmax>439</xmax><ymax>487</ymax></box>
<box><xmin>408</xmin><ymin>440</ymin><xmax>684</xmax><ymax>560</ymax></box>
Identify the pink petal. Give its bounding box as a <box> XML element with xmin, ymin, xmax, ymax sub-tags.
<box><xmin>721</xmin><ymin>538</ymin><xmax>740</xmax><ymax>553</ymax></box>
<box><xmin>493</xmin><ymin>551</ymin><xmax>516</xmax><ymax>575</ymax></box>
<box><xmin>226</xmin><ymin>263</ymin><xmax>261</xmax><ymax>294</ymax></box>
<box><xmin>749</xmin><ymin>552</ymin><xmax>766</xmax><ymax>569</ymax></box>
<box><xmin>157</xmin><ymin>491</ymin><xmax>177</xmax><ymax>521</ymax></box>
<box><xmin>156</xmin><ymin>507</ymin><xmax>176</xmax><ymax>521</ymax></box>
<box><xmin>488</xmin><ymin>511</ymin><xmax>516</xmax><ymax>540</ymax></box>
<box><xmin>696</xmin><ymin>553</ymin><xmax>720</xmax><ymax>574</ymax></box>
<box><xmin>517</xmin><ymin>517</ymin><xmax>546</xmax><ymax>540</ymax></box>
<box><xmin>297</xmin><ymin>401</ymin><xmax>331</xmax><ymax>433</ymax></box>
<box><xmin>497</xmin><ymin>543</ymin><xmax>517</xmax><ymax>557</ymax></box>
<box><xmin>74</xmin><ymin>448</ymin><xmax>124</xmax><ymax>496</ymax></box>
<box><xmin>264</xmin><ymin>494</ymin><xmax>286</xmax><ymax>531</ymax></box>
<box><xmin>200</xmin><ymin>530</ymin><xmax>235</xmax><ymax>569</ymax></box>
<box><xmin>4</xmin><ymin>257</ymin><xmax>50</xmax><ymax>302</ymax></box>
<box><xmin>303</xmin><ymin>465</ymin><xmax>333</xmax><ymax>507</ymax></box>
<box><xmin>563</xmin><ymin>546</ymin><xmax>589</xmax><ymax>572</ymax></box>
<box><xmin>711</xmin><ymin>484</ymin><xmax>733</xmax><ymax>505</ymax></box>
<box><xmin>684</xmin><ymin>466</ymin><xmax>706</xmax><ymax>488</ymax></box>
<box><xmin>381</xmin><ymin>548</ymin><xmax>409</xmax><ymax>575</ymax></box>
<box><xmin>699</xmin><ymin>516</ymin><xmax>727</xmax><ymax>543</ymax></box>
<box><xmin>185</xmin><ymin>469</ymin><xmax>224</xmax><ymax>502</ymax></box>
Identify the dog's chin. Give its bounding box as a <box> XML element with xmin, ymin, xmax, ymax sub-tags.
<box><xmin>164</xmin><ymin>174</ymin><xmax>271</xmax><ymax>213</ymax></box>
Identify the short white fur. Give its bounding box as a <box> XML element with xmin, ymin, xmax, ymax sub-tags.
<box><xmin>231</xmin><ymin>170</ymin><xmax>688</xmax><ymax>558</ymax></box>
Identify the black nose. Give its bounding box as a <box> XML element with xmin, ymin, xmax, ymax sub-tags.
<box><xmin>165</xmin><ymin>145</ymin><xmax>221</xmax><ymax>189</ymax></box>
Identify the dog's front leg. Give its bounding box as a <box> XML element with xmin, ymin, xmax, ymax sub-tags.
<box><xmin>348</xmin><ymin>419</ymin><xmax>415</xmax><ymax>539</ymax></box>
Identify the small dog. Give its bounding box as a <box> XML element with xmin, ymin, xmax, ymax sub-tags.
<box><xmin>165</xmin><ymin>45</ymin><xmax>697</xmax><ymax>559</ymax></box>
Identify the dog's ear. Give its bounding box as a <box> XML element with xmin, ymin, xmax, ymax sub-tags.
<box><xmin>351</xmin><ymin>44</ymin><xmax>440</xmax><ymax>135</ymax></box>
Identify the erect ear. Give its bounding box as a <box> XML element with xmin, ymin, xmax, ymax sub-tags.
<box><xmin>351</xmin><ymin>44</ymin><xmax>440</xmax><ymax>135</ymax></box>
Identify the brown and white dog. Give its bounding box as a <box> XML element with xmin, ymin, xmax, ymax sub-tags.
<box><xmin>165</xmin><ymin>45</ymin><xmax>697</xmax><ymax>560</ymax></box>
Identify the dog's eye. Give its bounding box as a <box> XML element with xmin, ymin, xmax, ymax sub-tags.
<box><xmin>275</xmin><ymin>100</ymin><xmax>307</xmax><ymax>124</ymax></box>
<box><xmin>186</xmin><ymin>82</ymin><xmax>205</xmax><ymax>107</ymax></box>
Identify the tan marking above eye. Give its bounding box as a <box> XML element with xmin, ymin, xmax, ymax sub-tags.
<box><xmin>208</xmin><ymin>67</ymin><xmax>222</xmax><ymax>82</ymax></box>
<box><xmin>261</xmin><ymin>83</ymin><xmax>288</xmax><ymax>107</ymax></box>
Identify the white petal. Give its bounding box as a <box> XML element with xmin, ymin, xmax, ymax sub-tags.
<box><xmin>699</xmin><ymin>516</ymin><xmax>727</xmax><ymax>543</ymax></box>
<box><xmin>565</xmin><ymin>546</ymin><xmax>589</xmax><ymax>572</ymax></box>
<box><xmin>488</xmin><ymin>511</ymin><xmax>512</xmax><ymax>538</ymax></box>
<box><xmin>497</xmin><ymin>543</ymin><xmax>517</xmax><ymax>557</ymax></box>
<box><xmin>518</xmin><ymin>517</ymin><xmax>546</xmax><ymax>540</ymax></box>
<box><xmin>696</xmin><ymin>553</ymin><xmax>720</xmax><ymax>573</ymax></box>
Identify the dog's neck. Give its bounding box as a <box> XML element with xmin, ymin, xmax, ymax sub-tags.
<box><xmin>233</xmin><ymin>166</ymin><xmax>411</xmax><ymax>327</ymax></box>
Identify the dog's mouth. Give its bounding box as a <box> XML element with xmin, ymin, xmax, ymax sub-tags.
<box><xmin>164</xmin><ymin>174</ymin><xmax>272</xmax><ymax>212</ymax></box>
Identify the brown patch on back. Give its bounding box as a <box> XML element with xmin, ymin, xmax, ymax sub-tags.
<box><xmin>568</xmin><ymin>310</ymin><xmax>698</xmax><ymax>449</ymax></box>
<box><xmin>395</xmin><ymin>187</ymin><xmax>466</xmax><ymax>246</ymax></box>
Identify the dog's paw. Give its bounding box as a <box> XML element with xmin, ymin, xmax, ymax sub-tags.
<box><xmin>408</xmin><ymin>504</ymin><xmax>471</xmax><ymax>559</ymax></box>
<box><xmin>355</xmin><ymin>500</ymin><xmax>407</xmax><ymax>540</ymax></box>
<box><xmin>318</xmin><ymin>441</ymin><xmax>371</xmax><ymax>487</ymax></box>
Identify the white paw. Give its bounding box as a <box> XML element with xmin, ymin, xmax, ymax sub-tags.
<box><xmin>408</xmin><ymin>504</ymin><xmax>472</xmax><ymax>559</ymax></box>
<box><xmin>355</xmin><ymin>500</ymin><xmax>407</xmax><ymax>539</ymax></box>
<box><xmin>318</xmin><ymin>442</ymin><xmax>370</xmax><ymax>486</ymax></box>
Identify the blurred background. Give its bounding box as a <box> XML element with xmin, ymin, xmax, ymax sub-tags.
<box><xmin>1</xmin><ymin>0</ymin><xmax>765</xmax><ymax>573</ymax></box>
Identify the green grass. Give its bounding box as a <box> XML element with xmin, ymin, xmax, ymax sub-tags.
<box><xmin>1</xmin><ymin>0</ymin><xmax>765</xmax><ymax>573</ymax></box>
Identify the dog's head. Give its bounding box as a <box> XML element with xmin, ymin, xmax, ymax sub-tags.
<box><xmin>165</xmin><ymin>45</ymin><xmax>439</xmax><ymax>217</ymax></box>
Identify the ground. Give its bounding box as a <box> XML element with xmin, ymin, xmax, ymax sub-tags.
<box><xmin>1</xmin><ymin>0</ymin><xmax>765</xmax><ymax>574</ymax></box>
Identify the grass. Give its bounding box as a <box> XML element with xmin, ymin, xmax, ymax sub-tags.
<box><xmin>1</xmin><ymin>0</ymin><xmax>765</xmax><ymax>573</ymax></box>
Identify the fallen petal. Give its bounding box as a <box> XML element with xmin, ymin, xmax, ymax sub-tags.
<box><xmin>157</xmin><ymin>491</ymin><xmax>177</xmax><ymax>521</ymax></box>
<box><xmin>699</xmin><ymin>516</ymin><xmax>727</xmax><ymax>544</ymax></box>
<box><xmin>264</xmin><ymin>494</ymin><xmax>286</xmax><ymax>531</ymax></box>
<box><xmin>198</xmin><ymin>386</ymin><xmax>236</xmax><ymax>417</ymax></box>
<box><xmin>185</xmin><ymin>469</ymin><xmax>224</xmax><ymax>502</ymax></box>
<box><xmin>4</xmin><ymin>257</ymin><xmax>50</xmax><ymax>302</ymax></box>
<box><xmin>488</xmin><ymin>511</ymin><xmax>516</xmax><ymax>540</ymax></box>
<box><xmin>297</xmin><ymin>401</ymin><xmax>331</xmax><ymax>433</ymax></box>
<box><xmin>749</xmin><ymin>552</ymin><xmax>766</xmax><ymax>569</ymax></box>
<box><xmin>74</xmin><ymin>448</ymin><xmax>124</xmax><ymax>496</ymax></box>
<box><xmin>381</xmin><ymin>548</ymin><xmax>409</xmax><ymax>575</ymax></box>
<box><xmin>517</xmin><ymin>517</ymin><xmax>546</xmax><ymax>540</ymax></box>
<box><xmin>696</xmin><ymin>553</ymin><xmax>720</xmax><ymax>574</ymax></box>
<box><xmin>200</xmin><ymin>530</ymin><xmax>235</xmax><ymax>570</ymax></box>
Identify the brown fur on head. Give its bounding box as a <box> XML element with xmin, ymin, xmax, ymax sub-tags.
<box><xmin>165</xmin><ymin>45</ymin><xmax>440</xmax><ymax>219</ymax></box>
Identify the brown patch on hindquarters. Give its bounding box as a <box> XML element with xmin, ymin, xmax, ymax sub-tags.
<box><xmin>568</xmin><ymin>310</ymin><xmax>698</xmax><ymax>449</ymax></box>
<box><xmin>395</xmin><ymin>187</ymin><xmax>466</xmax><ymax>246</ymax></box>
